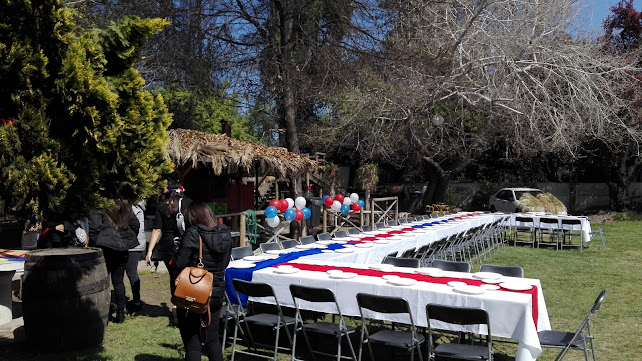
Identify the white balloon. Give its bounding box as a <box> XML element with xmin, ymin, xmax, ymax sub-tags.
<box><xmin>331</xmin><ymin>200</ymin><xmax>342</xmax><ymax>211</ymax></box>
<box><xmin>350</xmin><ymin>193</ymin><xmax>359</xmax><ymax>202</ymax></box>
<box><xmin>295</xmin><ymin>196</ymin><xmax>306</xmax><ymax>209</ymax></box>
<box><xmin>286</xmin><ymin>198</ymin><xmax>295</xmax><ymax>209</ymax></box>
<box><xmin>267</xmin><ymin>215</ymin><xmax>280</xmax><ymax>227</ymax></box>
<box><xmin>342</xmin><ymin>197</ymin><xmax>352</xmax><ymax>206</ymax></box>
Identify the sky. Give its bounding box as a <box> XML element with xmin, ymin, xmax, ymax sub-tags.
<box><xmin>576</xmin><ymin>0</ymin><xmax>626</xmax><ymax>37</ymax></box>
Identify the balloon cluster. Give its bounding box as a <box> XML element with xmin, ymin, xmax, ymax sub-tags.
<box><xmin>264</xmin><ymin>197</ymin><xmax>311</xmax><ymax>227</ymax></box>
<box><xmin>322</xmin><ymin>193</ymin><xmax>364</xmax><ymax>214</ymax></box>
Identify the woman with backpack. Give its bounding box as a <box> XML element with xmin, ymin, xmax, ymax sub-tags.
<box><xmin>171</xmin><ymin>202</ymin><xmax>232</xmax><ymax>361</ymax></box>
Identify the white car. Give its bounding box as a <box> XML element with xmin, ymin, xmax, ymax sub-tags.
<box><xmin>488</xmin><ymin>188</ymin><xmax>544</xmax><ymax>213</ymax></box>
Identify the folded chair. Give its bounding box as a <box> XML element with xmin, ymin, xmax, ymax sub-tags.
<box><xmin>538</xmin><ymin>290</ymin><xmax>607</xmax><ymax>361</ymax></box>
<box><xmin>479</xmin><ymin>264</ymin><xmax>524</xmax><ymax>278</ymax></box>
<box><xmin>588</xmin><ymin>219</ymin><xmax>606</xmax><ymax>250</ymax></box>
<box><xmin>382</xmin><ymin>256</ymin><xmax>420</xmax><ymax>268</ymax></box>
<box><xmin>356</xmin><ymin>293</ymin><xmax>425</xmax><ymax>361</ymax></box>
<box><xmin>289</xmin><ymin>285</ymin><xmax>357</xmax><ymax>361</ymax></box>
<box><xmin>231</xmin><ymin>245</ymin><xmax>254</xmax><ymax>261</ymax></box>
<box><xmin>426</xmin><ymin>304</ymin><xmax>493</xmax><ymax>360</ymax></box>
<box><xmin>231</xmin><ymin>279</ymin><xmax>295</xmax><ymax>361</ymax></box>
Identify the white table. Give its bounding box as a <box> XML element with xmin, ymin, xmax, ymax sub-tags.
<box><xmin>251</xmin><ymin>260</ymin><xmax>550</xmax><ymax>361</ymax></box>
<box><xmin>0</xmin><ymin>261</ymin><xmax>23</xmax><ymax>325</ymax></box>
<box><xmin>507</xmin><ymin>214</ymin><xmax>591</xmax><ymax>243</ymax></box>
<box><xmin>305</xmin><ymin>214</ymin><xmax>496</xmax><ymax>264</ymax></box>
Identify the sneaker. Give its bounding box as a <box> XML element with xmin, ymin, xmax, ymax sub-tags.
<box><xmin>114</xmin><ymin>311</ymin><xmax>126</xmax><ymax>324</ymax></box>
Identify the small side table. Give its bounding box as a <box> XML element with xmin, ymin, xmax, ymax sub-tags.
<box><xmin>0</xmin><ymin>261</ymin><xmax>24</xmax><ymax>325</ymax></box>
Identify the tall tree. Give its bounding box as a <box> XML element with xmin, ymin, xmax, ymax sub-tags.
<box><xmin>311</xmin><ymin>0</ymin><xmax>640</xmax><ymax>207</ymax></box>
<box><xmin>0</xmin><ymin>0</ymin><xmax>173</xmax><ymax>221</ymax></box>
<box><xmin>601</xmin><ymin>0</ymin><xmax>642</xmax><ymax>210</ymax></box>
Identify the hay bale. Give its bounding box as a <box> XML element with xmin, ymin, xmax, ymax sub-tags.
<box><xmin>518</xmin><ymin>193</ymin><xmax>545</xmax><ymax>212</ymax></box>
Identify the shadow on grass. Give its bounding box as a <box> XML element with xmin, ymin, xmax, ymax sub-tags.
<box><xmin>134</xmin><ymin>354</ymin><xmax>182</xmax><ymax>361</ymax></box>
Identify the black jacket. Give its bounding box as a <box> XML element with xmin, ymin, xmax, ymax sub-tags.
<box><xmin>88</xmin><ymin>210</ymin><xmax>140</xmax><ymax>251</ymax></box>
<box><xmin>172</xmin><ymin>224</ymin><xmax>232</xmax><ymax>303</ymax></box>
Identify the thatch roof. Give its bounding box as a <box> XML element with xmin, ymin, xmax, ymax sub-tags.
<box><xmin>166</xmin><ymin>129</ymin><xmax>318</xmax><ymax>178</ymax></box>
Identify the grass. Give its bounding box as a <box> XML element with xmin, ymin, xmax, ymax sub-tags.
<box><xmin>2</xmin><ymin>221</ymin><xmax>641</xmax><ymax>360</ymax></box>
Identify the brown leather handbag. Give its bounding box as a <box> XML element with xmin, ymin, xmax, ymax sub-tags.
<box><xmin>171</xmin><ymin>235</ymin><xmax>213</xmax><ymax>325</ymax></box>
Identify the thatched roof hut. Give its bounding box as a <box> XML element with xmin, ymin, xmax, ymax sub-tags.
<box><xmin>166</xmin><ymin>128</ymin><xmax>318</xmax><ymax>180</ymax></box>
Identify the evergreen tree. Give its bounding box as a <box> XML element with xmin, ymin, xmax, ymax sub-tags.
<box><xmin>0</xmin><ymin>0</ymin><xmax>173</xmax><ymax>221</ymax></box>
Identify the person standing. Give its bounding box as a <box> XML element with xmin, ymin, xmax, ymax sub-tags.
<box><xmin>172</xmin><ymin>202</ymin><xmax>232</xmax><ymax>361</ymax></box>
<box><xmin>89</xmin><ymin>199</ymin><xmax>140</xmax><ymax>323</ymax></box>
<box><xmin>146</xmin><ymin>187</ymin><xmax>191</xmax><ymax>289</ymax></box>
<box><xmin>126</xmin><ymin>201</ymin><xmax>146</xmax><ymax>313</ymax></box>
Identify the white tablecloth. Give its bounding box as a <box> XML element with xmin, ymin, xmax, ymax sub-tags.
<box><xmin>251</xmin><ymin>259</ymin><xmax>550</xmax><ymax>361</ymax></box>
<box><xmin>506</xmin><ymin>214</ymin><xmax>591</xmax><ymax>243</ymax></box>
<box><xmin>305</xmin><ymin>214</ymin><xmax>496</xmax><ymax>264</ymax></box>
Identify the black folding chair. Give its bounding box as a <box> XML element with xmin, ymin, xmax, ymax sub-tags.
<box><xmin>347</xmin><ymin>228</ymin><xmax>360</xmax><ymax>235</ymax></box>
<box><xmin>361</xmin><ymin>225</ymin><xmax>373</xmax><ymax>232</ymax></box>
<box><xmin>289</xmin><ymin>285</ymin><xmax>357</xmax><ymax>361</ymax></box>
<box><xmin>538</xmin><ymin>217</ymin><xmax>560</xmax><ymax>250</ymax></box>
<box><xmin>538</xmin><ymin>290</ymin><xmax>607</xmax><ymax>361</ymax></box>
<box><xmin>334</xmin><ymin>230</ymin><xmax>348</xmax><ymax>238</ymax></box>
<box><xmin>430</xmin><ymin>259</ymin><xmax>472</xmax><ymax>273</ymax></box>
<box><xmin>479</xmin><ymin>264</ymin><xmax>524</xmax><ymax>278</ymax></box>
<box><xmin>513</xmin><ymin>216</ymin><xmax>536</xmax><ymax>247</ymax></box>
<box><xmin>231</xmin><ymin>246</ymin><xmax>253</xmax><ymax>261</ymax></box>
<box><xmin>280</xmin><ymin>239</ymin><xmax>299</xmax><ymax>249</ymax></box>
<box><xmin>315</xmin><ymin>233</ymin><xmax>331</xmax><ymax>242</ymax></box>
<box><xmin>300</xmin><ymin>235</ymin><xmax>316</xmax><ymax>244</ymax></box>
<box><xmin>260</xmin><ymin>242</ymin><xmax>281</xmax><ymax>253</ymax></box>
<box><xmin>382</xmin><ymin>256</ymin><xmax>420</xmax><ymax>268</ymax></box>
<box><xmin>561</xmin><ymin>219</ymin><xmax>583</xmax><ymax>252</ymax></box>
<box><xmin>426</xmin><ymin>304</ymin><xmax>493</xmax><ymax>360</ymax></box>
<box><xmin>356</xmin><ymin>293</ymin><xmax>424</xmax><ymax>361</ymax></box>
<box><xmin>231</xmin><ymin>279</ymin><xmax>295</xmax><ymax>361</ymax></box>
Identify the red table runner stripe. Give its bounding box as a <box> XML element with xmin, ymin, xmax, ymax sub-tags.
<box><xmin>282</xmin><ymin>262</ymin><xmax>538</xmax><ymax>329</ymax></box>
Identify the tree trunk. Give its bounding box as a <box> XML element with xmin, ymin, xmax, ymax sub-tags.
<box><xmin>609</xmin><ymin>147</ymin><xmax>640</xmax><ymax>211</ymax></box>
<box><xmin>422</xmin><ymin>157</ymin><xmax>449</xmax><ymax>206</ymax></box>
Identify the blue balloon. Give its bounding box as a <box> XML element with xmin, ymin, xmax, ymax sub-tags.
<box><xmin>284</xmin><ymin>208</ymin><xmax>296</xmax><ymax>221</ymax></box>
<box><xmin>265</xmin><ymin>206</ymin><xmax>278</xmax><ymax>219</ymax></box>
<box><xmin>322</xmin><ymin>195</ymin><xmax>329</xmax><ymax>203</ymax></box>
<box><xmin>358</xmin><ymin>200</ymin><xmax>365</xmax><ymax>207</ymax></box>
<box><xmin>340</xmin><ymin>204</ymin><xmax>350</xmax><ymax>214</ymax></box>
<box><xmin>302</xmin><ymin>207</ymin><xmax>311</xmax><ymax>219</ymax></box>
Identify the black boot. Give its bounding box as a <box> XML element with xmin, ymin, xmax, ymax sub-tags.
<box><xmin>127</xmin><ymin>300</ymin><xmax>142</xmax><ymax>313</ymax></box>
<box><xmin>114</xmin><ymin>310</ymin><xmax>126</xmax><ymax>324</ymax></box>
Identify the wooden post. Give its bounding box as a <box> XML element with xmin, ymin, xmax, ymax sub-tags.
<box><xmin>370</xmin><ymin>199</ymin><xmax>375</xmax><ymax>227</ymax></box>
<box><xmin>360</xmin><ymin>207</ymin><xmax>364</xmax><ymax>229</ymax></box>
<box><xmin>240</xmin><ymin>212</ymin><xmax>246</xmax><ymax>246</ymax></box>
<box><xmin>275</xmin><ymin>182</ymin><xmax>279</xmax><ymax>199</ymax></box>
<box><xmin>322</xmin><ymin>207</ymin><xmax>327</xmax><ymax>233</ymax></box>
<box><xmin>395</xmin><ymin>200</ymin><xmax>399</xmax><ymax>224</ymax></box>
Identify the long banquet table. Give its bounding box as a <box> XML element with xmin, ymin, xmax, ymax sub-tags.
<box><xmin>507</xmin><ymin>213</ymin><xmax>591</xmax><ymax>243</ymax></box>
<box><xmin>224</xmin><ymin>213</ymin><xmax>550</xmax><ymax>361</ymax></box>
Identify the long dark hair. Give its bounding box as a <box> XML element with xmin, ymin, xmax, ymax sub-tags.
<box><xmin>107</xmin><ymin>199</ymin><xmax>132</xmax><ymax>230</ymax></box>
<box><xmin>166</xmin><ymin>192</ymin><xmax>185</xmax><ymax>218</ymax></box>
<box><xmin>185</xmin><ymin>203</ymin><xmax>217</xmax><ymax>228</ymax></box>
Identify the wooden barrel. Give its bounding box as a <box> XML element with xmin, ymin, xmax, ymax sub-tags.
<box><xmin>22</xmin><ymin>248</ymin><xmax>111</xmax><ymax>351</ymax></box>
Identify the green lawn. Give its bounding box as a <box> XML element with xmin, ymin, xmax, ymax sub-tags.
<box><xmin>3</xmin><ymin>220</ymin><xmax>640</xmax><ymax>361</ymax></box>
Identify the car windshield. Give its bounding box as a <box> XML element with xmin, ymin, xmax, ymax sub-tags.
<box><xmin>515</xmin><ymin>190</ymin><xmax>543</xmax><ymax>200</ymax></box>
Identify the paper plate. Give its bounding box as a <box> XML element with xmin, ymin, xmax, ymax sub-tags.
<box><xmin>329</xmin><ymin>272</ymin><xmax>357</xmax><ymax>279</ymax></box>
<box><xmin>482</xmin><ymin>278</ymin><xmax>503</xmax><ymax>284</ymax></box>
<box><xmin>265</xmin><ymin>249</ymin><xmax>286</xmax><ymax>255</ymax></box>
<box><xmin>381</xmin><ymin>274</ymin><xmax>399</xmax><ymax>281</ymax></box>
<box><xmin>447</xmin><ymin>281</ymin><xmax>467</xmax><ymax>287</ymax></box>
<box><xmin>398</xmin><ymin>233</ymin><xmax>417</xmax><ymax>237</ymax></box>
<box><xmin>415</xmin><ymin>268</ymin><xmax>444</xmax><ymax>277</ymax></box>
<box><xmin>499</xmin><ymin>282</ymin><xmax>533</xmax><ymax>291</ymax></box>
<box><xmin>473</xmin><ymin>272</ymin><xmax>504</xmax><ymax>280</ymax></box>
<box><xmin>387</xmin><ymin>277</ymin><xmax>417</xmax><ymax>286</ymax></box>
<box><xmin>373</xmin><ymin>239</ymin><xmax>390</xmax><ymax>244</ymax></box>
<box><xmin>321</xmin><ymin>249</ymin><xmax>335</xmax><ymax>253</ymax></box>
<box><xmin>480</xmin><ymin>284</ymin><xmax>500</xmax><ymax>291</ymax></box>
<box><xmin>242</xmin><ymin>255</ymin><xmax>268</xmax><ymax>262</ymax></box>
<box><xmin>335</xmin><ymin>248</ymin><xmax>355</xmax><ymax>253</ymax></box>
<box><xmin>296</xmin><ymin>244</ymin><xmax>316</xmax><ymax>249</ymax></box>
<box><xmin>454</xmin><ymin>285</ymin><xmax>485</xmax><ymax>295</ymax></box>
<box><xmin>229</xmin><ymin>261</ymin><xmax>256</xmax><ymax>269</ymax></box>
<box><xmin>273</xmin><ymin>267</ymin><xmax>299</xmax><ymax>274</ymax></box>
<box><xmin>355</xmin><ymin>243</ymin><xmax>373</xmax><ymax>248</ymax></box>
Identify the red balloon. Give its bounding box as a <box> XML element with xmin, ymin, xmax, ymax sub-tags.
<box><xmin>269</xmin><ymin>199</ymin><xmax>280</xmax><ymax>210</ymax></box>
<box><xmin>324</xmin><ymin>196</ymin><xmax>334</xmax><ymax>207</ymax></box>
<box><xmin>352</xmin><ymin>202</ymin><xmax>361</xmax><ymax>212</ymax></box>
<box><xmin>335</xmin><ymin>193</ymin><xmax>345</xmax><ymax>203</ymax></box>
<box><xmin>294</xmin><ymin>209</ymin><xmax>304</xmax><ymax>221</ymax></box>
<box><xmin>280</xmin><ymin>199</ymin><xmax>289</xmax><ymax>212</ymax></box>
